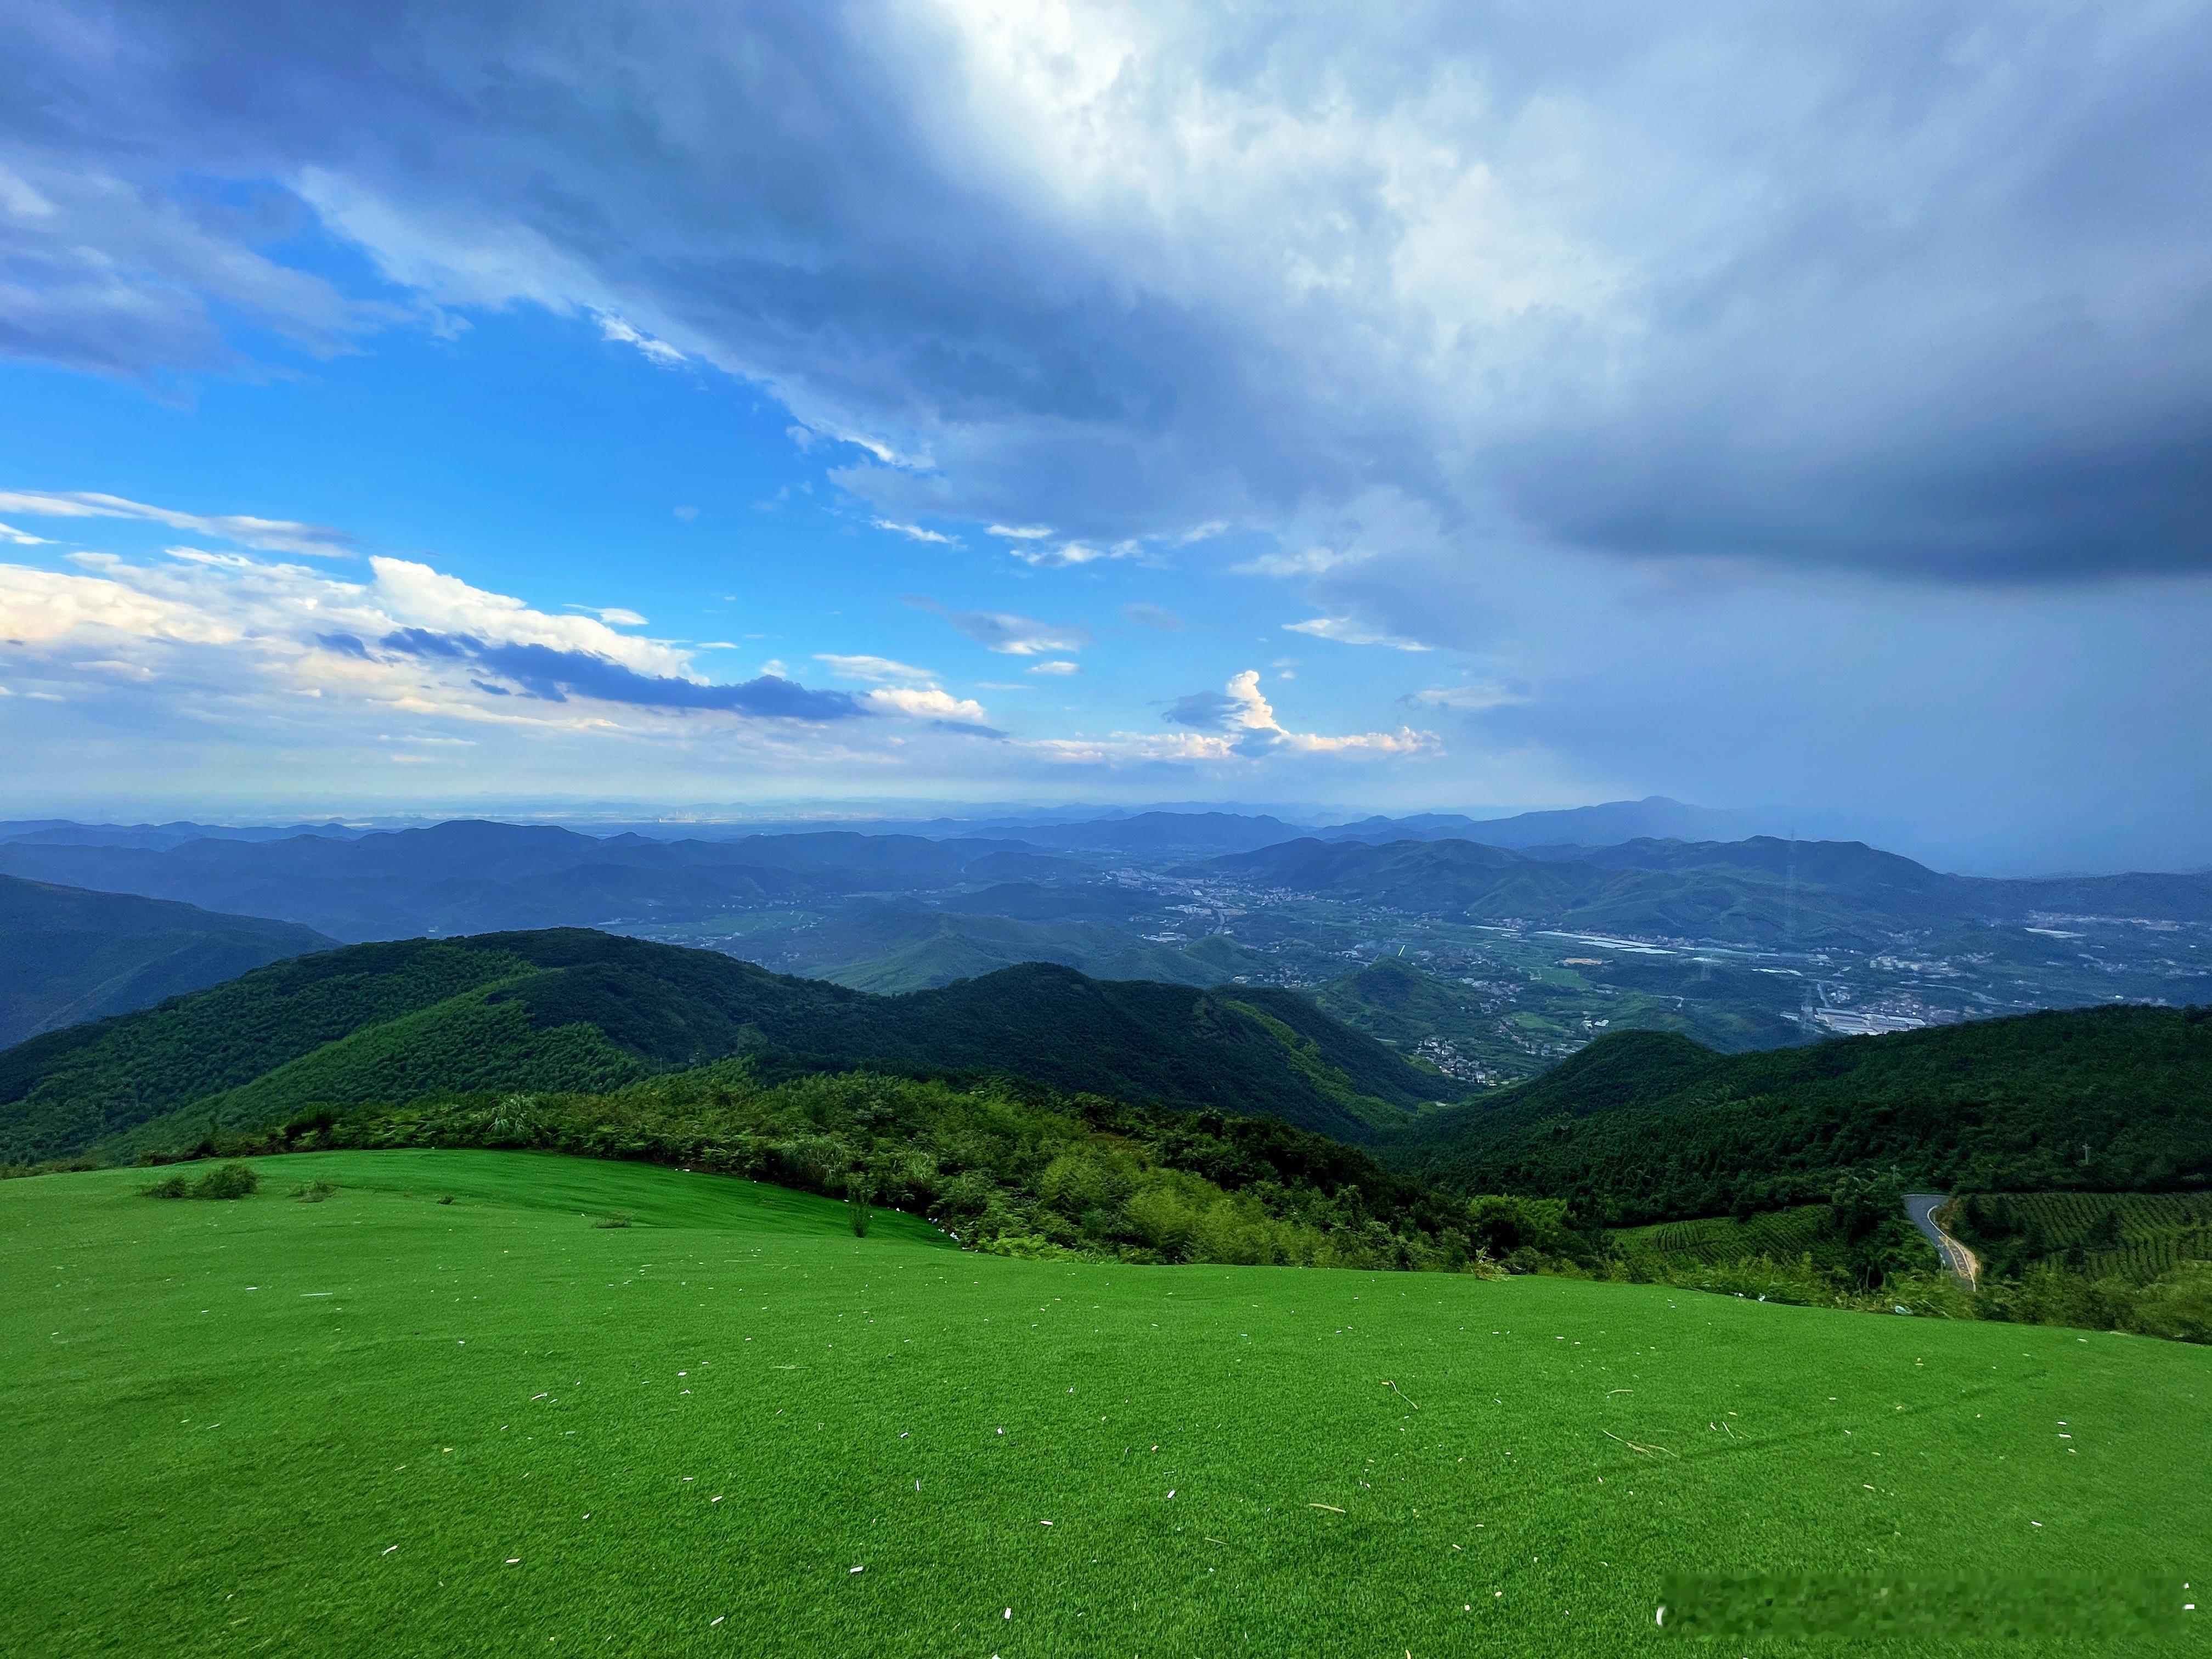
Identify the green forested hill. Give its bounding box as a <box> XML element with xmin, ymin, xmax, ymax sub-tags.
<box><xmin>0</xmin><ymin>876</ymin><xmax>334</xmax><ymax>1047</ymax></box>
<box><xmin>0</xmin><ymin>929</ymin><xmax>1444</xmax><ymax>1163</ymax></box>
<box><xmin>1389</xmin><ymin>1004</ymin><xmax>2212</xmax><ymax>1222</ymax></box>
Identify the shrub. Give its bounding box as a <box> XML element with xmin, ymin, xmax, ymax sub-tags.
<box><xmin>593</xmin><ymin>1210</ymin><xmax>634</xmax><ymax>1229</ymax></box>
<box><xmin>142</xmin><ymin>1162</ymin><xmax>258</xmax><ymax>1200</ymax></box>
<box><xmin>194</xmin><ymin>1162</ymin><xmax>259</xmax><ymax>1199</ymax></box>
<box><xmin>2124</xmin><ymin>1263</ymin><xmax>2212</xmax><ymax>1345</ymax></box>
<box><xmin>847</xmin><ymin>1173</ymin><xmax>874</xmax><ymax>1238</ymax></box>
<box><xmin>291</xmin><ymin>1181</ymin><xmax>338</xmax><ymax>1203</ymax></box>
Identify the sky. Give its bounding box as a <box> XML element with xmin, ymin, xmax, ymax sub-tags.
<box><xmin>2</xmin><ymin>1</ymin><xmax>2209</xmax><ymax>872</ymax></box>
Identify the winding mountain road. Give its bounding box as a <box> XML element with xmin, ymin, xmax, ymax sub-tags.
<box><xmin>1904</xmin><ymin>1193</ymin><xmax>1979</xmax><ymax>1287</ymax></box>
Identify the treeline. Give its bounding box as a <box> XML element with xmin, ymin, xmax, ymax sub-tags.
<box><xmin>238</xmin><ymin>1063</ymin><xmax>1491</xmax><ymax>1273</ymax></box>
<box><xmin>1392</xmin><ymin>1007</ymin><xmax>2212</xmax><ymax>1223</ymax></box>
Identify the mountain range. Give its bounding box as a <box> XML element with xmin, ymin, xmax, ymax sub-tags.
<box><xmin>0</xmin><ymin>928</ymin><xmax>1444</xmax><ymax>1165</ymax></box>
<box><xmin>1197</xmin><ymin>834</ymin><xmax>2212</xmax><ymax>947</ymax></box>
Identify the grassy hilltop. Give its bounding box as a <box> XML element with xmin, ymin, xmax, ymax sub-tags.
<box><xmin>4</xmin><ymin>1152</ymin><xmax>2204</xmax><ymax>1657</ymax></box>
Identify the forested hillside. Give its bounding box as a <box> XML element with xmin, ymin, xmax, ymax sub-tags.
<box><xmin>0</xmin><ymin>877</ymin><xmax>333</xmax><ymax>1047</ymax></box>
<box><xmin>1390</xmin><ymin>1004</ymin><xmax>2212</xmax><ymax>1222</ymax></box>
<box><xmin>0</xmin><ymin>928</ymin><xmax>1444</xmax><ymax>1164</ymax></box>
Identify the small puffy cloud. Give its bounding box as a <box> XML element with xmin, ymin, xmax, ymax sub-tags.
<box><xmin>861</xmin><ymin>684</ymin><xmax>1000</xmax><ymax>735</ymax></box>
<box><xmin>1284</xmin><ymin>615</ymin><xmax>1432</xmax><ymax>652</ymax></box>
<box><xmin>988</xmin><ymin>524</ymin><xmax>1053</xmax><ymax>540</ymax></box>
<box><xmin>673</xmin><ymin>505</ymin><xmax>699</xmax><ymax>521</ymax></box>
<box><xmin>872</xmin><ymin>518</ymin><xmax>958</xmax><ymax>545</ymax></box>
<box><xmin>1124</xmin><ymin>603</ymin><xmax>1186</xmax><ymax>632</ymax></box>
<box><xmin>944</xmin><ymin>608</ymin><xmax>1091</xmax><ymax>656</ymax></box>
<box><xmin>1007</xmin><ymin>539</ymin><xmax>1131</xmax><ymax>568</ymax></box>
<box><xmin>0</xmin><ymin>490</ymin><xmax>352</xmax><ymax>557</ymax></box>
<box><xmin>595</xmin><ymin>312</ymin><xmax>686</xmax><ymax>367</ymax></box>
<box><xmin>1028</xmin><ymin>659</ymin><xmax>1080</xmax><ymax>676</ymax></box>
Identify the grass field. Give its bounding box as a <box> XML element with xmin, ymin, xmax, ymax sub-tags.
<box><xmin>4</xmin><ymin>1153</ymin><xmax>2207</xmax><ymax>1656</ymax></box>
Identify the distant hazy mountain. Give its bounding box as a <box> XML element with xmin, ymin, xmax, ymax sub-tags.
<box><xmin>1200</xmin><ymin>834</ymin><xmax>2212</xmax><ymax>946</ymax></box>
<box><xmin>0</xmin><ymin>821</ymin><xmax>1076</xmax><ymax>942</ymax></box>
<box><xmin>0</xmin><ymin>877</ymin><xmax>334</xmax><ymax>1048</ymax></box>
<box><xmin>0</xmin><ymin>820</ymin><xmax>369</xmax><ymax>853</ymax></box>
<box><xmin>1011</xmin><ymin>810</ymin><xmax>1307</xmax><ymax>855</ymax></box>
<box><xmin>1318</xmin><ymin>797</ymin><xmax>1772</xmax><ymax>849</ymax></box>
<box><xmin>0</xmin><ymin>929</ymin><xmax>1447</xmax><ymax>1162</ymax></box>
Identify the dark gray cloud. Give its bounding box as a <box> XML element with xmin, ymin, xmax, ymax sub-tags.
<box><xmin>378</xmin><ymin>628</ymin><xmax>865</xmax><ymax>720</ymax></box>
<box><xmin>7</xmin><ymin>1</ymin><xmax>2210</xmax><ymax>582</ymax></box>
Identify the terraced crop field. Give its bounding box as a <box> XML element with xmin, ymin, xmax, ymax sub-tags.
<box><xmin>1958</xmin><ymin>1192</ymin><xmax>2212</xmax><ymax>1283</ymax></box>
<box><xmin>4</xmin><ymin>1152</ymin><xmax>2207</xmax><ymax>1656</ymax></box>
<box><xmin>1606</xmin><ymin>1203</ymin><xmax>1841</xmax><ymax>1268</ymax></box>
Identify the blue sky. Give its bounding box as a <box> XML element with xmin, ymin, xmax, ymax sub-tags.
<box><xmin>3</xmin><ymin>2</ymin><xmax>2210</xmax><ymax>871</ymax></box>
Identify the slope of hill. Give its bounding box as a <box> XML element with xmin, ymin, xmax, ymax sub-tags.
<box><xmin>0</xmin><ymin>929</ymin><xmax>1447</xmax><ymax>1163</ymax></box>
<box><xmin>13</xmin><ymin>1153</ymin><xmax>2203</xmax><ymax>1657</ymax></box>
<box><xmin>0</xmin><ymin>877</ymin><xmax>334</xmax><ymax>1048</ymax></box>
<box><xmin>1389</xmin><ymin>1004</ymin><xmax>2212</xmax><ymax>1222</ymax></box>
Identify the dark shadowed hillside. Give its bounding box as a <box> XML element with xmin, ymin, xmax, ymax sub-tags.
<box><xmin>1388</xmin><ymin>1004</ymin><xmax>2212</xmax><ymax>1222</ymax></box>
<box><xmin>0</xmin><ymin>877</ymin><xmax>334</xmax><ymax>1048</ymax></box>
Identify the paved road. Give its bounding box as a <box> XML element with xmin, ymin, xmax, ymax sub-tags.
<box><xmin>1904</xmin><ymin>1193</ymin><xmax>1979</xmax><ymax>1286</ymax></box>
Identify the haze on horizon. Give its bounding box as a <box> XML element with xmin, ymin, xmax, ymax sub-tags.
<box><xmin>2</xmin><ymin>3</ymin><xmax>2208</xmax><ymax>876</ymax></box>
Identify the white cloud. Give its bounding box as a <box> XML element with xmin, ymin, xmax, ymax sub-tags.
<box><xmin>565</xmin><ymin>605</ymin><xmax>649</xmax><ymax>627</ymax></box>
<box><xmin>815</xmin><ymin>653</ymin><xmax>937</xmax><ymax>684</ymax></box>
<box><xmin>1027</xmin><ymin>659</ymin><xmax>1080</xmax><ymax>676</ymax></box>
<box><xmin>988</xmin><ymin>524</ymin><xmax>1054</xmax><ymax>539</ymax></box>
<box><xmin>1006</xmin><ymin>539</ymin><xmax>1137</xmax><ymax>568</ymax></box>
<box><xmin>1218</xmin><ymin>669</ymin><xmax>1436</xmax><ymax>754</ymax></box>
<box><xmin>1406</xmin><ymin>681</ymin><xmax>1526</xmax><ymax>711</ymax></box>
<box><xmin>871</xmin><ymin>518</ymin><xmax>959</xmax><ymax>545</ymax></box>
<box><xmin>945</xmin><ymin>609</ymin><xmax>1090</xmax><ymax>656</ymax></box>
<box><xmin>0</xmin><ymin>521</ymin><xmax>53</xmax><ymax>545</ymax></box>
<box><xmin>0</xmin><ymin>490</ymin><xmax>353</xmax><ymax>557</ymax></box>
<box><xmin>1283</xmin><ymin>616</ymin><xmax>1432</xmax><ymax>652</ymax></box>
<box><xmin>861</xmin><ymin>685</ymin><xmax>993</xmax><ymax>726</ymax></box>
<box><xmin>594</xmin><ymin>311</ymin><xmax>687</xmax><ymax>366</ymax></box>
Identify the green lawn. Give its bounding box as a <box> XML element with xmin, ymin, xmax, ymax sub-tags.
<box><xmin>4</xmin><ymin>1153</ymin><xmax>2205</xmax><ymax>1657</ymax></box>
